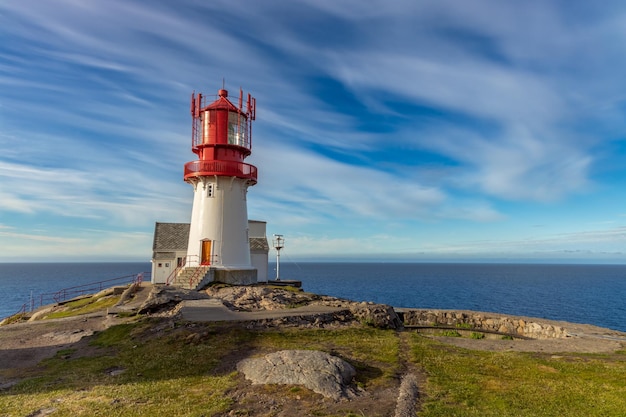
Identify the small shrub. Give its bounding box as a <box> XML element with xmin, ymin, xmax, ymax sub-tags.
<box><xmin>456</xmin><ymin>323</ymin><xmax>472</xmax><ymax>329</ymax></box>
<box><xmin>501</xmin><ymin>335</ymin><xmax>514</xmax><ymax>340</ymax></box>
<box><xmin>470</xmin><ymin>332</ymin><xmax>485</xmax><ymax>340</ymax></box>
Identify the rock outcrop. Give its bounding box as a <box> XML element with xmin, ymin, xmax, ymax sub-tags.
<box><xmin>237</xmin><ymin>350</ymin><xmax>357</xmax><ymax>400</ymax></box>
<box><xmin>402</xmin><ymin>309</ymin><xmax>569</xmax><ymax>339</ymax></box>
<box><xmin>350</xmin><ymin>302</ymin><xmax>403</xmax><ymax>330</ymax></box>
<box><xmin>138</xmin><ymin>285</ymin><xmax>210</xmax><ymax>315</ymax></box>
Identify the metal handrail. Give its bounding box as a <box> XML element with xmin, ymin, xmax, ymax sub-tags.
<box><xmin>165</xmin><ymin>261</ymin><xmax>185</xmax><ymax>286</ymax></box>
<box><xmin>165</xmin><ymin>255</ymin><xmax>201</xmax><ymax>286</ymax></box>
<box><xmin>3</xmin><ymin>272</ymin><xmax>148</xmax><ymax>321</ymax></box>
<box><xmin>188</xmin><ymin>266</ymin><xmax>209</xmax><ymax>289</ymax></box>
<box><xmin>40</xmin><ymin>272</ymin><xmax>148</xmax><ymax>306</ymax></box>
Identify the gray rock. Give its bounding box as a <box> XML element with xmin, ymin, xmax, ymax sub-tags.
<box><xmin>237</xmin><ymin>350</ymin><xmax>357</xmax><ymax>400</ymax></box>
<box><xmin>349</xmin><ymin>303</ymin><xmax>403</xmax><ymax>329</ymax></box>
<box><xmin>138</xmin><ymin>286</ymin><xmax>209</xmax><ymax>314</ymax></box>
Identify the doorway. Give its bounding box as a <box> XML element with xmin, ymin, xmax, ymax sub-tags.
<box><xmin>201</xmin><ymin>240</ymin><xmax>212</xmax><ymax>265</ymax></box>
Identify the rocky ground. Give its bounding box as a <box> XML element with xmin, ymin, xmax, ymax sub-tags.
<box><xmin>1</xmin><ymin>282</ymin><xmax>625</xmax><ymax>415</ymax></box>
<box><xmin>2</xmin><ymin>283</ymin><xmax>626</xmax><ymax>371</ymax></box>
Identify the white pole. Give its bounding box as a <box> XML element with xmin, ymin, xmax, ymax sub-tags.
<box><xmin>273</xmin><ymin>234</ymin><xmax>284</xmax><ymax>281</ymax></box>
<box><xmin>276</xmin><ymin>247</ymin><xmax>280</xmax><ymax>280</ymax></box>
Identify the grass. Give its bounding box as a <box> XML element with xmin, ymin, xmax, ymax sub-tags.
<box><xmin>43</xmin><ymin>295</ymin><xmax>121</xmax><ymax>319</ymax></box>
<box><xmin>0</xmin><ymin>321</ymin><xmax>400</xmax><ymax>416</ymax></box>
<box><xmin>408</xmin><ymin>333</ymin><xmax>626</xmax><ymax>416</ymax></box>
<box><xmin>437</xmin><ymin>330</ymin><xmax>462</xmax><ymax>337</ymax></box>
<box><xmin>2</xmin><ymin>315</ymin><xmax>626</xmax><ymax>416</ymax></box>
<box><xmin>2</xmin><ymin>320</ymin><xmax>249</xmax><ymax>416</ymax></box>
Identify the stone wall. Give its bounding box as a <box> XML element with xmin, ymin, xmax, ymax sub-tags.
<box><xmin>401</xmin><ymin>309</ymin><xmax>569</xmax><ymax>339</ymax></box>
<box><xmin>213</xmin><ymin>268</ymin><xmax>257</xmax><ymax>285</ymax></box>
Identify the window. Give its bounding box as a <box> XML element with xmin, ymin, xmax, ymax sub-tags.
<box><xmin>228</xmin><ymin>112</ymin><xmax>248</xmax><ymax>147</ymax></box>
<box><xmin>206</xmin><ymin>183</ymin><xmax>214</xmax><ymax>198</ymax></box>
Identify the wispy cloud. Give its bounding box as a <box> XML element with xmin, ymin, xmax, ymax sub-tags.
<box><xmin>1</xmin><ymin>0</ymin><xmax>626</xmax><ymax>261</ymax></box>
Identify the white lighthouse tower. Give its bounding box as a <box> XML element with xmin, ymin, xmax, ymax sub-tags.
<box><xmin>184</xmin><ymin>87</ymin><xmax>258</xmax><ymax>285</ymax></box>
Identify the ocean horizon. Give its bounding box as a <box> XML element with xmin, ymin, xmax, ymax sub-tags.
<box><xmin>1</xmin><ymin>261</ymin><xmax>625</xmax><ymax>332</ymax></box>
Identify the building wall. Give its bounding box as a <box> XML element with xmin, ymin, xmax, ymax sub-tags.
<box><xmin>151</xmin><ymin>251</ymin><xmax>186</xmax><ymax>284</ymax></box>
<box><xmin>249</xmin><ymin>220</ymin><xmax>268</xmax><ymax>281</ymax></box>
<box><xmin>251</xmin><ymin>252</ymin><xmax>268</xmax><ymax>281</ymax></box>
<box><xmin>248</xmin><ymin>220</ymin><xmax>266</xmax><ymax>238</ymax></box>
<box><xmin>151</xmin><ymin>219</ymin><xmax>269</xmax><ymax>286</ymax></box>
<box><xmin>186</xmin><ymin>177</ymin><xmax>251</xmax><ymax>268</ymax></box>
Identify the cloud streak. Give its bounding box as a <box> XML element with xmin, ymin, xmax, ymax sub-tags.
<box><xmin>1</xmin><ymin>0</ymin><xmax>626</xmax><ymax>261</ymax></box>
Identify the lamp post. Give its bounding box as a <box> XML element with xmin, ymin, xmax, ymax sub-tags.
<box><xmin>272</xmin><ymin>234</ymin><xmax>284</xmax><ymax>280</ymax></box>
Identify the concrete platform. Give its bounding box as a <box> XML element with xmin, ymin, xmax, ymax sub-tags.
<box><xmin>179</xmin><ymin>299</ymin><xmax>345</xmax><ymax>322</ymax></box>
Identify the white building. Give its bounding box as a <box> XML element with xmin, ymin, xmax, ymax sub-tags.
<box><xmin>151</xmin><ymin>220</ymin><xmax>269</xmax><ymax>287</ymax></box>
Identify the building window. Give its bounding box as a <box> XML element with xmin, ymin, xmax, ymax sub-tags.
<box><xmin>158</xmin><ymin>263</ymin><xmax>162</xmax><ymax>267</ymax></box>
<box><xmin>206</xmin><ymin>183</ymin><xmax>214</xmax><ymax>198</ymax></box>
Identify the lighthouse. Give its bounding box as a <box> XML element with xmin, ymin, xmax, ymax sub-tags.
<box><xmin>183</xmin><ymin>87</ymin><xmax>258</xmax><ymax>285</ymax></box>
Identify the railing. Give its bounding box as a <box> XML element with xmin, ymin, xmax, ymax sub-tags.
<box><xmin>2</xmin><ymin>272</ymin><xmax>149</xmax><ymax>321</ymax></box>
<box><xmin>165</xmin><ymin>255</ymin><xmax>216</xmax><ymax>288</ymax></box>
<box><xmin>188</xmin><ymin>266</ymin><xmax>208</xmax><ymax>289</ymax></box>
<box><xmin>165</xmin><ymin>255</ymin><xmax>198</xmax><ymax>286</ymax></box>
<box><xmin>39</xmin><ymin>272</ymin><xmax>148</xmax><ymax>306</ymax></box>
<box><xmin>5</xmin><ymin>303</ymin><xmax>28</xmax><ymax>320</ymax></box>
<box><xmin>183</xmin><ymin>160</ymin><xmax>257</xmax><ymax>183</ymax></box>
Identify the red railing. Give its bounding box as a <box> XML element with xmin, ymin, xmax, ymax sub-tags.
<box><xmin>165</xmin><ymin>256</ymin><xmax>198</xmax><ymax>286</ymax></box>
<box><xmin>183</xmin><ymin>160</ymin><xmax>257</xmax><ymax>183</ymax></box>
<box><xmin>188</xmin><ymin>266</ymin><xmax>210</xmax><ymax>289</ymax></box>
<box><xmin>165</xmin><ymin>255</ymin><xmax>215</xmax><ymax>288</ymax></box>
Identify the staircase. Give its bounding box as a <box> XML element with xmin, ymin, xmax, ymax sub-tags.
<box><xmin>171</xmin><ymin>266</ymin><xmax>213</xmax><ymax>290</ymax></box>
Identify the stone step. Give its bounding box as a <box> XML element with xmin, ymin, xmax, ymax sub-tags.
<box><xmin>172</xmin><ymin>266</ymin><xmax>211</xmax><ymax>290</ymax></box>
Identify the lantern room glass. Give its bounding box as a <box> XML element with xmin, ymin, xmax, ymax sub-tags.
<box><xmin>228</xmin><ymin>112</ymin><xmax>248</xmax><ymax>147</ymax></box>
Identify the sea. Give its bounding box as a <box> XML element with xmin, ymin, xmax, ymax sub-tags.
<box><xmin>1</xmin><ymin>262</ymin><xmax>625</xmax><ymax>332</ymax></box>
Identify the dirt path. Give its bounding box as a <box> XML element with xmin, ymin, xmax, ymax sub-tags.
<box><xmin>0</xmin><ymin>313</ymin><xmax>133</xmax><ymax>372</ymax></box>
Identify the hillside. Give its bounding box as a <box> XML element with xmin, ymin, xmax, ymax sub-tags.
<box><xmin>1</xmin><ymin>282</ymin><xmax>625</xmax><ymax>416</ymax></box>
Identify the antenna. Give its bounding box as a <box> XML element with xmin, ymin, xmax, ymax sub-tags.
<box><xmin>272</xmin><ymin>234</ymin><xmax>284</xmax><ymax>281</ymax></box>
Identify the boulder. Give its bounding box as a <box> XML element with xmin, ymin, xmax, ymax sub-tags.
<box><xmin>237</xmin><ymin>350</ymin><xmax>357</xmax><ymax>400</ymax></box>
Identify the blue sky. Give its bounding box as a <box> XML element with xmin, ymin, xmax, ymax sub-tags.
<box><xmin>1</xmin><ymin>0</ymin><xmax>626</xmax><ymax>263</ymax></box>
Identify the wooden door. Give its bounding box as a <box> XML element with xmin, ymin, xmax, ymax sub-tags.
<box><xmin>201</xmin><ymin>240</ymin><xmax>212</xmax><ymax>265</ymax></box>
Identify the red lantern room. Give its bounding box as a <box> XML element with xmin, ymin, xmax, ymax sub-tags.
<box><xmin>185</xmin><ymin>88</ymin><xmax>257</xmax><ymax>184</ymax></box>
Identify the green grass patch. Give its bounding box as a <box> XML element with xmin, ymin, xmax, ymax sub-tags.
<box><xmin>1</xmin><ymin>312</ymin><xmax>28</xmax><ymax>325</ymax></box>
<box><xmin>408</xmin><ymin>333</ymin><xmax>626</xmax><ymax>416</ymax></box>
<box><xmin>4</xmin><ymin>316</ymin><xmax>626</xmax><ymax>417</ymax></box>
<box><xmin>0</xmin><ymin>321</ymin><xmax>401</xmax><ymax>416</ymax></box>
<box><xmin>437</xmin><ymin>330</ymin><xmax>462</xmax><ymax>337</ymax></box>
<box><xmin>470</xmin><ymin>332</ymin><xmax>485</xmax><ymax>340</ymax></box>
<box><xmin>45</xmin><ymin>295</ymin><xmax>120</xmax><ymax>319</ymax></box>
